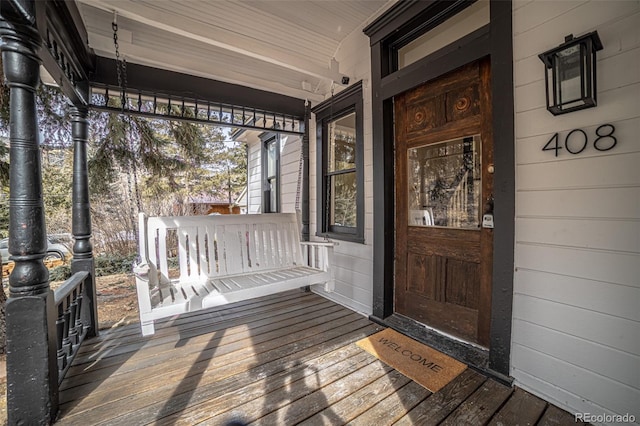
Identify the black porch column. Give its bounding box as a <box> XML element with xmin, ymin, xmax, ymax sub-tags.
<box><xmin>0</xmin><ymin>1</ymin><xmax>59</xmax><ymax>423</ymax></box>
<box><xmin>70</xmin><ymin>106</ymin><xmax>98</xmax><ymax>337</ymax></box>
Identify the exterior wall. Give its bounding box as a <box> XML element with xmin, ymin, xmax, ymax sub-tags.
<box><xmin>511</xmin><ymin>1</ymin><xmax>640</xmax><ymax>422</ymax></box>
<box><xmin>279</xmin><ymin>135</ymin><xmax>302</xmax><ymax>213</ymax></box>
<box><xmin>247</xmin><ymin>137</ymin><xmax>262</xmax><ymax>214</ymax></box>
<box><xmin>242</xmin><ymin>3</ymin><xmax>638</xmax><ymax>422</ymax></box>
<box><xmin>309</xmin><ymin>23</ymin><xmax>375</xmax><ymax>315</ymax></box>
<box><xmin>246</xmin><ymin>134</ymin><xmax>303</xmax><ymax>214</ymax></box>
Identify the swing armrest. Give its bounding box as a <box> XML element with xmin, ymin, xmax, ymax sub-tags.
<box><xmin>133</xmin><ymin>261</ymin><xmax>156</xmax><ymax>316</ymax></box>
<box><xmin>299</xmin><ymin>241</ymin><xmax>336</xmax><ymax>292</ymax></box>
<box><xmin>299</xmin><ymin>241</ymin><xmax>336</xmax><ymax>273</ymax></box>
<box><xmin>300</xmin><ymin>241</ymin><xmax>338</xmax><ymax>247</ymax></box>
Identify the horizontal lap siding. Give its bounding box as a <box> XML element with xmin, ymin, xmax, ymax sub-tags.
<box><xmin>280</xmin><ymin>135</ymin><xmax>301</xmax><ymax>213</ymax></box>
<box><xmin>310</xmin><ymin>28</ymin><xmax>374</xmax><ymax>315</ymax></box>
<box><xmin>512</xmin><ymin>1</ymin><xmax>640</xmax><ymax>423</ymax></box>
<box><xmin>246</xmin><ymin>134</ymin><xmax>301</xmax><ymax>214</ymax></box>
<box><xmin>247</xmin><ymin>141</ymin><xmax>262</xmax><ymax>214</ymax></box>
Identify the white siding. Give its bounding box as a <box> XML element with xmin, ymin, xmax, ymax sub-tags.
<box><xmin>309</xmin><ymin>21</ymin><xmax>376</xmax><ymax>315</ymax></box>
<box><xmin>512</xmin><ymin>1</ymin><xmax>640</xmax><ymax>423</ymax></box>
<box><xmin>279</xmin><ymin>135</ymin><xmax>302</xmax><ymax>213</ymax></box>
<box><xmin>247</xmin><ymin>139</ymin><xmax>262</xmax><ymax>214</ymax></box>
<box><xmin>245</xmin><ymin>134</ymin><xmax>303</xmax><ymax>214</ymax></box>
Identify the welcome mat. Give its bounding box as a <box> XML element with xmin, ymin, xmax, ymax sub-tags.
<box><xmin>356</xmin><ymin>328</ymin><xmax>467</xmax><ymax>392</ymax></box>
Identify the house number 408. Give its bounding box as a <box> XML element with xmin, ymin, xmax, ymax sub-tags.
<box><xmin>542</xmin><ymin>124</ymin><xmax>617</xmax><ymax>157</ymax></box>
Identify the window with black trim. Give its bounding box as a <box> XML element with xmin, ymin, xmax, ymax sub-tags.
<box><xmin>312</xmin><ymin>82</ymin><xmax>364</xmax><ymax>243</ymax></box>
<box><xmin>262</xmin><ymin>133</ymin><xmax>280</xmax><ymax>213</ymax></box>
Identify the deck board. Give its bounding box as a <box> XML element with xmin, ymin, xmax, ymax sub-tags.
<box><xmin>394</xmin><ymin>368</ymin><xmax>487</xmax><ymax>426</ymax></box>
<box><xmin>300</xmin><ymin>368</ymin><xmax>411</xmax><ymax>425</ymax></box>
<box><xmin>440</xmin><ymin>379</ymin><xmax>513</xmax><ymax>425</ymax></box>
<box><xmin>537</xmin><ymin>404</ymin><xmax>586</xmax><ymax>426</ymax></box>
<box><xmin>55</xmin><ymin>290</ymin><xmax>584</xmax><ymax>425</ymax></box>
<box><xmin>348</xmin><ymin>380</ymin><xmax>432</xmax><ymax>426</ymax></box>
<box><xmin>489</xmin><ymin>387</ymin><xmax>548</xmax><ymax>425</ymax></box>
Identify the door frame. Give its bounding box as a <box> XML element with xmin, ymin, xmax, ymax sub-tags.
<box><xmin>365</xmin><ymin>0</ymin><xmax>514</xmax><ymax>378</ymax></box>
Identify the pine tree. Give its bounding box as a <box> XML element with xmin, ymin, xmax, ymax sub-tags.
<box><xmin>0</xmin><ymin>62</ymin><xmax>248</xmax><ymax>352</ymax></box>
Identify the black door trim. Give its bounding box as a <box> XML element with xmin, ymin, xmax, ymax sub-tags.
<box><xmin>365</xmin><ymin>0</ymin><xmax>514</xmax><ymax>377</ymax></box>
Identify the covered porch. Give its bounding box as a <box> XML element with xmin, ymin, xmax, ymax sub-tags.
<box><xmin>56</xmin><ymin>290</ymin><xmax>576</xmax><ymax>425</ymax></box>
<box><xmin>3</xmin><ymin>0</ymin><xmax>634</xmax><ymax>423</ymax></box>
<box><xmin>1</xmin><ymin>0</ymin><xmax>319</xmax><ymax>421</ymax></box>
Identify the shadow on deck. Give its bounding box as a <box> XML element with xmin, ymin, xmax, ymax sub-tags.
<box><xmin>56</xmin><ymin>290</ymin><xmax>585</xmax><ymax>425</ymax></box>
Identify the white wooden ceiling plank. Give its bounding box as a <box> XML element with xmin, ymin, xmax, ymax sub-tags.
<box><xmin>154</xmin><ymin>0</ymin><xmax>338</xmax><ymax>62</ymax></box>
<box><xmin>78</xmin><ymin>0</ymin><xmax>345</xmax><ymax>83</ymax></box>
<box><xmin>83</xmin><ymin>8</ymin><xmax>329</xmax><ymax>96</ymax></box>
<box><xmin>87</xmin><ymin>33</ymin><xmax>325</xmax><ymax>102</ymax></box>
<box><xmin>242</xmin><ymin>0</ymin><xmax>386</xmax><ymax>42</ymax></box>
<box><xmin>77</xmin><ymin>0</ymin><xmax>395</xmax><ymax>98</ymax></box>
<box><xmin>84</xmin><ymin>11</ymin><xmax>325</xmax><ymax>71</ymax></box>
<box><xmin>185</xmin><ymin>0</ymin><xmax>341</xmax><ymax>50</ymax></box>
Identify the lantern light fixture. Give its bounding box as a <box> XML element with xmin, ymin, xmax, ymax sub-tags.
<box><xmin>538</xmin><ymin>31</ymin><xmax>603</xmax><ymax>115</ymax></box>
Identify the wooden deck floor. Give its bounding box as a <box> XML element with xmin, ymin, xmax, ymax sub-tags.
<box><xmin>56</xmin><ymin>290</ymin><xmax>585</xmax><ymax>425</ymax></box>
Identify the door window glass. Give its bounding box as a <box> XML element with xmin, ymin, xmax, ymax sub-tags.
<box><xmin>408</xmin><ymin>135</ymin><xmax>481</xmax><ymax>229</ymax></box>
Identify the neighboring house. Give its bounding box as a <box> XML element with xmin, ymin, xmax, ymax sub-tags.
<box><xmin>185</xmin><ymin>195</ymin><xmax>241</xmax><ymax>215</ymax></box>
<box><xmin>1</xmin><ymin>1</ymin><xmax>638</xmax><ymax>424</ymax></box>
<box><xmin>233</xmin><ymin>187</ymin><xmax>248</xmax><ymax>215</ymax></box>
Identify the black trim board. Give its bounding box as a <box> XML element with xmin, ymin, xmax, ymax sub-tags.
<box><xmin>90</xmin><ymin>56</ymin><xmax>306</xmax><ymax>118</ymax></box>
<box><xmin>367</xmin><ymin>0</ymin><xmax>515</xmax><ymax>377</ymax></box>
<box><xmin>312</xmin><ymin>81</ymin><xmax>365</xmax><ymax>244</ymax></box>
<box><xmin>379</xmin><ymin>24</ymin><xmax>491</xmax><ymax>100</ymax></box>
<box><xmin>34</xmin><ymin>0</ymin><xmax>95</xmax><ymax>105</ymax></box>
<box><xmin>488</xmin><ymin>0</ymin><xmax>515</xmax><ymax>376</ymax></box>
<box><xmin>260</xmin><ymin>133</ymin><xmax>280</xmax><ymax>213</ymax></box>
<box><xmin>311</xmin><ymin>81</ymin><xmax>364</xmax><ymax>116</ymax></box>
<box><xmin>364</xmin><ymin>0</ymin><xmax>472</xmax><ymax>47</ymax></box>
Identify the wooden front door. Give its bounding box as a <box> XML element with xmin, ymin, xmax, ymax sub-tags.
<box><xmin>394</xmin><ymin>58</ymin><xmax>493</xmax><ymax>347</ymax></box>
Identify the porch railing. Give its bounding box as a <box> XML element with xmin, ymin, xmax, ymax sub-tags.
<box><xmin>53</xmin><ymin>270</ymin><xmax>93</xmax><ymax>384</ymax></box>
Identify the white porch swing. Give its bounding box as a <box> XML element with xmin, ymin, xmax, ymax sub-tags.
<box><xmin>104</xmin><ymin>15</ymin><xmax>335</xmax><ymax>336</ymax></box>
<box><xmin>132</xmin><ymin>112</ymin><xmax>335</xmax><ymax>337</ymax></box>
<box><xmin>133</xmin><ymin>211</ymin><xmax>335</xmax><ymax>336</ymax></box>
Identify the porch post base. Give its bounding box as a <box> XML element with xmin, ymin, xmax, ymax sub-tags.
<box><xmin>6</xmin><ymin>292</ymin><xmax>59</xmax><ymax>425</ymax></box>
<box><xmin>71</xmin><ymin>258</ymin><xmax>98</xmax><ymax>337</ymax></box>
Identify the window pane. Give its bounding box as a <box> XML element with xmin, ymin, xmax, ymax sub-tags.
<box><xmin>397</xmin><ymin>1</ymin><xmax>489</xmax><ymax>69</ymax></box>
<box><xmin>328</xmin><ymin>112</ymin><xmax>356</xmax><ymax>173</ymax></box>
<box><xmin>267</xmin><ymin>140</ymin><xmax>277</xmax><ymax>177</ymax></box>
<box><xmin>330</xmin><ymin>172</ymin><xmax>357</xmax><ymax>228</ymax></box>
<box><xmin>407</xmin><ymin>135</ymin><xmax>481</xmax><ymax>229</ymax></box>
<box><xmin>269</xmin><ymin>178</ymin><xmax>277</xmax><ymax>212</ymax></box>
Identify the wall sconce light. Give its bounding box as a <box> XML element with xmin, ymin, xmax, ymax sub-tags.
<box><xmin>538</xmin><ymin>31</ymin><xmax>603</xmax><ymax>115</ymax></box>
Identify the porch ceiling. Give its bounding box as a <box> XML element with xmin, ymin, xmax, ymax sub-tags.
<box><xmin>76</xmin><ymin>0</ymin><xmax>393</xmax><ymax>103</ymax></box>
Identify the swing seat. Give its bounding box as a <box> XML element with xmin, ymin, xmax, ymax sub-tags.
<box><xmin>133</xmin><ymin>212</ymin><xmax>335</xmax><ymax>336</ymax></box>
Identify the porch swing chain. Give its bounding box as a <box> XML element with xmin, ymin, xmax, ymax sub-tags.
<box><xmin>122</xmin><ymin>56</ymin><xmax>142</xmax><ymax>215</ymax></box>
<box><xmin>112</xmin><ymin>14</ymin><xmax>142</xmax><ymax>238</ymax></box>
<box><xmin>112</xmin><ymin>17</ymin><xmax>125</xmax><ymax>111</ymax></box>
<box><xmin>294</xmin><ymin>101</ymin><xmax>308</xmax><ymax>212</ymax></box>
